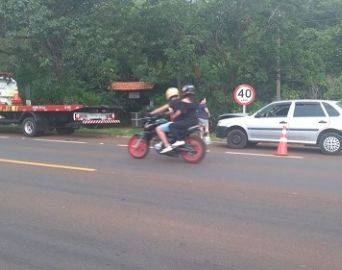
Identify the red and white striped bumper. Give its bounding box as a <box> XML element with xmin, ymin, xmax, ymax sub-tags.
<box><xmin>80</xmin><ymin>119</ymin><xmax>121</xmax><ymax>124</ymax></box>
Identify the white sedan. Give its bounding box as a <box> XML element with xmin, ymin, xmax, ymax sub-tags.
<box><xmin>216</xmin><ymin>100</ymin><xmax>342</xmax><ymax>154</ymax></box>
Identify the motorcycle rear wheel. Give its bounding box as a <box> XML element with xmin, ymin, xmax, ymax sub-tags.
<box><xmin>181</xmin><ymin>136</ymin><xmax>206</xmax><ymax>163</ymax></box>
<box><xmin>128</xmin><ymin>135</ymin><xmax>149</xmax><ymax>159</ymax></box>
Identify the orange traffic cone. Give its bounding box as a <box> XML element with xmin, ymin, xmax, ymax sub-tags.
<box><xmin>276</xmin><ymin>126</ymin><xmax>288</xmax><ymax>156</ymax></box>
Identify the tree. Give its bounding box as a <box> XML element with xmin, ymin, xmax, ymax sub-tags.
<box><xmin>1</xmin><ymin>0</ymin><xmax>341</xmax><ymax>114</ymax></box>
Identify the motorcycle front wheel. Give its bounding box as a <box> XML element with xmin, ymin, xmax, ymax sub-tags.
<box><xmin>128</xmin><ymin>134</ymin><xmax>150</xmax><ymax>159</ymax></box>
<box><xmin>181</xmin><ymin>136</ymin><xmax>206</xmax><ymax>163</ymax></box>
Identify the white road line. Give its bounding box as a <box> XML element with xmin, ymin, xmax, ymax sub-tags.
<box><xmin>225</xmin><ymin>151</ymin><xmax>304</xmax><ymax>159</ymax></box>
<box><xmin>0</xmin><ymin>136</ymin><xmax>9</xmax><ymax>139</ymax></box>
<box><xmin>33</xmin><ymin>138</ymin><xmax>87</xmax><ymax>144</ymax></box>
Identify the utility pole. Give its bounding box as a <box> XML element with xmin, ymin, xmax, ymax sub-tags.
<box><xmin>276</xmin><ymin>27</ymin><xmax>281</xmax><ymax>101</ymax></box>
<box><xmin>268</xmin><ymin>6</ymin><xmax>282</xmax><ymax>100</ymax></box>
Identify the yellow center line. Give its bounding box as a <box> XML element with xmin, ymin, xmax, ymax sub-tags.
<box><xmin>0</xmin><ymin>158</ymin><xmax>96</xmax><ymax>172</ymax></box>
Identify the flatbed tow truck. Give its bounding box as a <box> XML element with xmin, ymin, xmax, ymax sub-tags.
<box><xmin>0</xmin><ymin>72</ymin><xmax>120</xmax><ymax>136</ymax></box>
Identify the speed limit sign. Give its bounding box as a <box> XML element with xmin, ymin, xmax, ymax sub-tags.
<box><xmin>233</xmin><ymin>84</ymin><xmax>256</xmax><ymax>106</ymax></box>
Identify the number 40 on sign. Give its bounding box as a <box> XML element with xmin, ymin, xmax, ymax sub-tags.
<box><xmin>232</xmin><ymin>84</ymin><xmax>256</xmax><ymax>113</ymax></box>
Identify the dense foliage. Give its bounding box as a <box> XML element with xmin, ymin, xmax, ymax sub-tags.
<box><xmin>1</xmin><ymin>0</ymin><xmax>341</xmax><ymax>121</ymax></box>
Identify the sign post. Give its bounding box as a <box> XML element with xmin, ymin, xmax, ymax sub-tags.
<box><xmin>232</xmin><ymin>84</ymin><xmax>256</xmax><ymax>114</ymax></box>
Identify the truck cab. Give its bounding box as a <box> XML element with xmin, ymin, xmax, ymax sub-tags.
<box><xmin>0</xmin><ymin>72</ymin><xmax>21</xmax><ymax>105</ymax></box>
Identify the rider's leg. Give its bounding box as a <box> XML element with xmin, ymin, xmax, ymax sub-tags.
<box><xmin>156</xmin><ymin>123</ymin><xmax>174</xmax><ymax>153</ymax></box>
<box><xmin>169</xmin><ymin>121</ymin><xmax>188</xmax><ymax>147</ymax></box>
<box><xmin>156</xmin><ymin>126</ymin><xmax>171</xmax><ymax>148</ymax></box>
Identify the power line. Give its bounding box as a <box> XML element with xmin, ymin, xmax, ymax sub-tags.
<box><xmin>303</xmin><ymin>17</ymin><xmax>342</xmax><ymax>23</ymax></box>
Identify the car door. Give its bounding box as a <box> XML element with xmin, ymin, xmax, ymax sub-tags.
<box><xmin>288</xmin><ymin>101</ymin><xmax>330</xmax><ymax>143</ymax></box>
<box><xmin>248</xmin><ymin>102</ymin><xmax>292</xmax><ymax>141</ymax></box>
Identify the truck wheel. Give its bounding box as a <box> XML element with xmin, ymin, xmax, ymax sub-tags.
<box><xmin>319</xmin><ymin>132</ymin><xmax>342</xmax><ymax>155</ymax></box>
<box><xmin>56</xmin><ymin>127</ymin><xmax>75</xmax><ymax>135</ymax></box>
<box><xmin>227</xmin><ymin>129</ymin><xmax>247</xmax><ymax>149</ymax></box>
<box><xmin>22</xmin><ymin>117</ymin><xmax>38</xmax><ymax>137</ymax></box>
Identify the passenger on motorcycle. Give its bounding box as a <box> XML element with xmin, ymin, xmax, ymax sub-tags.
<box><xmin>150</xmin><ymin>87</ymin><xmax>182</xmax><ymax>152</ymax></box>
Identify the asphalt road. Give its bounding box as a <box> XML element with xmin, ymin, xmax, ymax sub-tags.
<box><xmin>0</xmin><ymin>133</ymin><xmax>342</xmax><ymax>270</ymax></box>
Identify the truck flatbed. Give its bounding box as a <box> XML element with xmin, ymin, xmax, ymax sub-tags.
<box><xmin>0</xmin><ymin>73</ymin><xmax>120</xmax><ymax>136</ymax></box>
<box><xmin>0</xmin><ymin>104</ymin><xmax>83</xmax><ymax>112</ymax></box>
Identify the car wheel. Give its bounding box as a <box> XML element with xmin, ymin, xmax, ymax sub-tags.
<box><xmin>319</xmin><ymin>132</ymin><xmax>342</xmax><ymax>155</ymax></box>
<box><xmin>227</xmin><ymin>129</ymin><xmax>247</xmax><ymax>149</ymax></box>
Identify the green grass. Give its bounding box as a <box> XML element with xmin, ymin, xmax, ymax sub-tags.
<box><xmin>0</xmin><ymin>124</ymin><xmax>21</xmax><ymax>133</ymax></box>
<box><xmin>0</xmin><ymin>124</ymin><xmax>140</xmax><ymax>137</ymax></box>
<box><xmin>0</xmin><ymin>124</ymin><xmax>219</xmax><ymax>141</ymax></box>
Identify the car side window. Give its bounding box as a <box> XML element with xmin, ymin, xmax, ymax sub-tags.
<box><xmin>323</xmin><ymin>102</ymin><xmax>340</xmax><ymax>117</ymax></box>
<box><xmin>256</xmin><ymin>103</ymin><xmax>291</xmax><ymax>118</ymax></box>
<box><xmin>293</xmin><ymin>102</ymin><xmax>325</xmax><ymax>117</ymax></box>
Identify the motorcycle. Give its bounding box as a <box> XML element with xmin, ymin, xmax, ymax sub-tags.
<box><xmin>128</xmin><ymin>115</ymin><xmax>206</xmax><ymax>163</ymax></box>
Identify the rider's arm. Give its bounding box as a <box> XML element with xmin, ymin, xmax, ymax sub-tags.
<box><xmin>150</xmin><ymin>103</ymin><xmax>169</xmax><ymax>115</ymax></box>
<box><xmin>205</xmin><ymin>107</ymin><xmax>211</xmax><ymax>118</ymax></box>
<box><xmin>170</xmin><ymin>109</ymin><xmax>182</xmax><ymax>121</ymax></box>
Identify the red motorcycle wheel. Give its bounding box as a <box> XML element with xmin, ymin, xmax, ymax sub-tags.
<box><xmin>128</xmin><ymin>135</ymin><xmax>149</xmax><ymax>159</ymax></box>
<box><xmin>181</xmin><ymin>136</ymin><xmax>206</xmax><ymax>163</ymax></box>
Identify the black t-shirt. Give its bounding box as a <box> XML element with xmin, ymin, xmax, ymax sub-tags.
<box><xmin>170</xmin><ymin>100</ymin><xmax>198</xmax><ymax>125</ymax></box>
<box><xmin>169</xmin><ymin>99</ymin><xmax>183</xmax><ymax>117</ymax></box>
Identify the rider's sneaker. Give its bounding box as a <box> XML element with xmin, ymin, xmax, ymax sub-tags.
<box><xmin>154</xmin><ymin>142</ymin><xmax>163</xmax><ymax>150</ymax></box>
<box><xmin>160</xmin><ymin>145</ymin><xmax>173</xmax><ymax>154</ymax></box>
<box><xmin>172</xmin><ymin>140</ymin><xmax>185</xmax><ymax>147</ymax></box>
<box><xmin>204</xmin><ymin>136</ymin><xmax>211</xmax><ymax>145</ymax></box>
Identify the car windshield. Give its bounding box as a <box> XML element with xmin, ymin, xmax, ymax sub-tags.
<box><xmin>336</xmin><ymin>101</ymin><xmax>342</xmax><ymax>109</ymax></box>
<box><xmin>255</xmin><ymin>102</ymin><xmax>291</xmax><ymax>118</ymax></box>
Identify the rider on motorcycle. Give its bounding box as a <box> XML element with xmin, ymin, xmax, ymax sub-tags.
<box><xmin>150</xmin><ymin>87</ymin><xmax>182</xmax><ymax>152</ymax></box>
